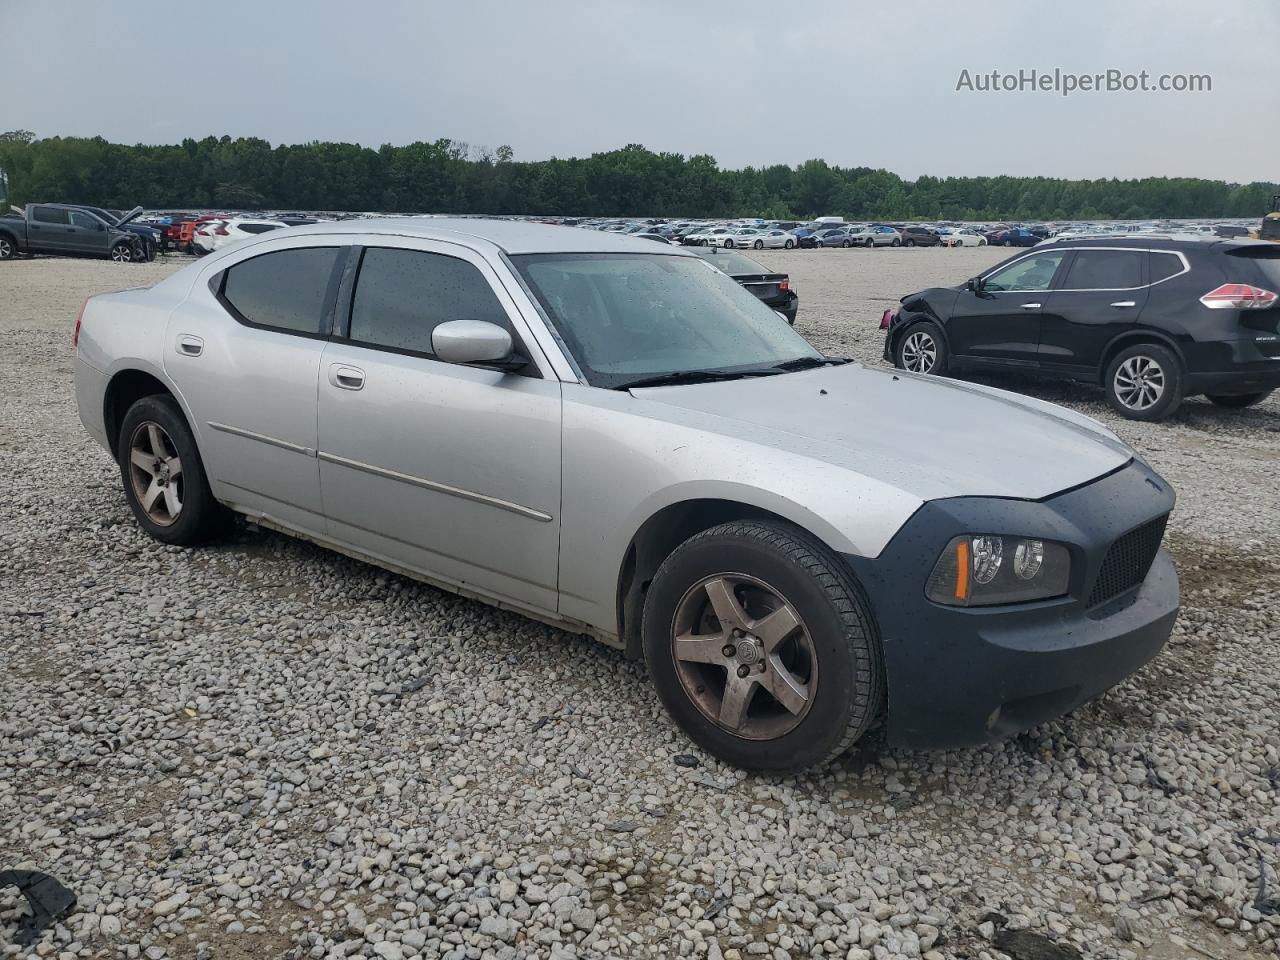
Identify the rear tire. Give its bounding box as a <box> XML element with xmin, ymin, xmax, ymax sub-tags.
<box><xmin>643</xmin><ymin>520</ymin><xmax>882</xmax><ymax>773</ymax></box>
<box><xmin>864</xmin><ymin>238</ymin><xmax>874</xmax><ymax>248</ymax></box>
<box><xmin>753</xmin><ymin>240</ymin><xmax>764</xmax><ymax>249</ymax></box>
<box><xmin>905</xmin><ymin>239</ymin><xmax>916</xmax><ymax>247</ymax></box>
<box><xmin>1206</xmin><ymin>390</ymin><xmax>1272</xmax><ymax>409</ymax></box>
<box><xmin>117</xmin><ymin>395</ymin><xmax>225</xmax><ymax>545</ymax></box>
<box><xmin>784</xmin><ymin>239</ymin><xmax>794</xmax><ymax>249</ymax></box>
<box><xmin>1104</xmin><ymin>343</ymin><xmax>1184</xmax><ymax>421</ymax></box>
<box><xmin>0</xmin><ymin>235</ymin><xmax>15</xmax><ymax>260</ymax></box>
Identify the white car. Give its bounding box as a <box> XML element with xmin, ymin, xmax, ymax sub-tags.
<box><xmin>748</xmin><ymin>229</ymin><xmax>798</xmax><ymax>250</ymax></box>
<box><xmin>684</xmin><ymin>226</ymin><xmax>734</xmax><ymax>246</ymax></box>
<box><xmin>190</xmin><ymin>221</ymin><xmax>225</xmax><ymax>255</ymax></box>
<box><xmin>942</xmin><ymin>229</ymin><xmax>987</xmax><ymax>247</ymax></box>
<box><xmin>722</xmin><ymin>228</ymin><xmax>766</xmax><ymax>249</ymax></box>
<box><xmin>210</xmin><ymin>218</ymin><xmax>291</xmax><ymax>251</ymax></box>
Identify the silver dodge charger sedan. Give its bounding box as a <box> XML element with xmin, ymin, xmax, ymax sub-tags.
<box><xmin>74</xmin><ymin>219</ymin><xmax>1180</xmax><ymax>772</ymax></box>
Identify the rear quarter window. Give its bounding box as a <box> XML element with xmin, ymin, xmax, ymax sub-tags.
<box><xmin>32</xmin><ymin>206</ymin><xmax>71</xmax><ymax>225</ymax></box>
<box><xmin>1061</xmin><ymin>250</ymin><xmax>1144</xmax><ymax>289</ymax></box>
<box><xmin>1148</xmin><ymin>252</ymin><xmax>1186</xmax><ymax>284</ymax></box>
<box><xmin>219</xmin><ymin>246</ymin><xmax>341</xmax><ymax>335</ymax></box>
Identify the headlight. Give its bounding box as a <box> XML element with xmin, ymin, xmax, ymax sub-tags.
<box><xmin>925</xmin><ymin>535</ymin><xmax>1070</xmax><ymax>607</ymax></box>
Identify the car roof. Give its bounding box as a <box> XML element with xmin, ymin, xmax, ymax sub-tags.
<box><xmin>272</xmin><ymin>217</ymin><xmax>700</xmax><ymax>256</ymax></box>
<box><xmin>1040</xmin><ymin>235</ymin><xmax>1274</xmax><ymax>253</ymax></box>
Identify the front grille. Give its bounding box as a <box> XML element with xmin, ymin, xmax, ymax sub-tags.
<box><xmin>1088</xmin><ymin>515</ymin><xmax>1168</xmax><ymax>607</ymax></box>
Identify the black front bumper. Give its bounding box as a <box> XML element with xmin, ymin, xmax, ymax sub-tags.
<box><xmin>845</xmin><ymin>460</ymin><xmax>1179</xmax><ymax>749</ymax></box>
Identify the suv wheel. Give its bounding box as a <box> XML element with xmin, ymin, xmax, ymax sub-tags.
<box><xmin>864</xmin><ymin>238</ymin><xmax>874</xmax><ymax>248</ymax></box>
<box><xmin>643</xmin><ymin>520</ymin><xmax>882</xmax><ymax>772</ymax></box>
<box><xmin>118</xmin><ymin>395</ymin><xmax>225</xmax><ymax>545</ymax></box>
<box><xmin>1105</xmin><ymin>343</ymin><xmax>1184</xmax><ymax>420</ymax></box>
<box><xmin>894</xmin><ymin>321</ymin><xmax>948</xmax><ymax>375</ymax></box>
<box><xmin>1206</xmin><ymin>390</ymin><xmax>1272</xmax><ymax>409</ymax></box>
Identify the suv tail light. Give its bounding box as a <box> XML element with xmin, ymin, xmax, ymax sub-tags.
<box><xmin>214</xmin><ymin>225</ymin><xmax>229</xmax><ymax>236</ymax></box>
<box><xmin>72</xmin><ymin>296</ymin><xmax>91</xmax><ymax>346</ymax></box>
<box><xmin>778</xmin><ymin>278</ymin><xmax>790</xmax><ymax>291</ymax></box>
<box><xmin>1200</xmin><ymin>283</ymin><xmax>1278</xmax><ymax>310</ymax></box>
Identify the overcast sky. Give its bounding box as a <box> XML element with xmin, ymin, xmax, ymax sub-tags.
<box><xmin>7</xmin><ymin>0</ymin><xmax>1277</xmax><ymax>184</ymax></box>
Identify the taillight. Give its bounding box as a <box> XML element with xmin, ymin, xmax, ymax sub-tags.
<box><xmin>72</xmin><ymin>296</ymin><xmax>91</xmax><ymax>347</ymax></box>
<box><xmin>1200</xmin><ymin>283</ymin><xmax>1278</xmax><ymax>310</ymax></box>
<box><xmin>778</xmin><ymin>278</ymin><xmax>789</xmax><ymax>291</ymax></box>
<box><xmin>214</xmin><ymin>226</ymin><xmax>229</xmax><ymax>236</ymax></box>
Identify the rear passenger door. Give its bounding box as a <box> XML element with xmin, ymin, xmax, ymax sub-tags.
<box><xmin>316</xmin><ymin>240</ymin><xmax>563</xmax><ymax>613</ymax></box>
<box><xmin>1037</xmin><ymin>248</ymin><xmax>1149</xmax><ymax>373</ymax></box>
<box><xmin>28</xmin><ymin>206</ymin><xmax>72</xmax><ymax>253</ymax></box>
<box><xmin>166</xmin><ymin>242</ymin><xmax>347</xmax><ymax>536</ymax></box>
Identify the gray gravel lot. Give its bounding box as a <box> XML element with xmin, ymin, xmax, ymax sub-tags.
<box><xmin>2</xmin><ymin>249</ymin><xmax>1278</xmax><ymax>960</ymax></box>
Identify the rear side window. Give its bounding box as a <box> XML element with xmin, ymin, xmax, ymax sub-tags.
<box><xmin>1061</xmin><ymin>250</ymin><xmax>1144</xmax><ymax>289</ymax></box>
<box><xmin>238</xmin><ymin>223</ymin><xmax>281</xmax><ymax>235</ymax></box>
<box><xmin>220</xmin><ymin>247</ymin><xmax>340</xmax><ymax>335</ymax></box>
<box><xmin>348</xmin><ymin>247</ymin><xmax>510</xmax><ymax>356</ymax></box>
<box><xmin>1148</xmin><ymin>252</ymin><xmax>1186</xmax><ymax>284</ymax></box>
<box><xmin>33</xmin><ymin>206</ymin><xmax>70</xmax><ymax>225</ymax></box>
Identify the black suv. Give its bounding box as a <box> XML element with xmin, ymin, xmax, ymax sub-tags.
<box><xmin>901</xmin><ymin>225</ymin><xmax>943</xmax><ymax>247</ymax></box>
<box><xmin>883</xmin><ymin>237</ymin><xmax>1280</xmax><ymax>420</ymax></box>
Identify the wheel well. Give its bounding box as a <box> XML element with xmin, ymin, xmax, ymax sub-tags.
<box><xmin>615</xmin><ymin>499</ymin><xmax>815</xmax><ymax>660</ymax></box>
<box><xmin>103</xmin><ymin>370</ymin><xmax>174</xmax><ymax>459</ymax></box>
<box><xmin>1097</xmin><ymin>333</ymin><xmax>1185</xmax><ymax>383</ymax></box>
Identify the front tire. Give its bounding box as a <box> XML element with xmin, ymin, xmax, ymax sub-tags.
<box><xmin>893</xmin><ymin>321</ymin><xmax>948</xmax><ymax>375</ymax></box>
<box><xmin>1206</xmin><ymin>390</ymin><xmax>1272</xmax><ymax>409</ymax></box>
<box><xmin>643</xmin><ymin>520</ymin><xmax>882</xmax><ymax>773</ymax></box>
<box><xmin>1104</xmin><ymin>343</ymin><xmax>1184</xmax><ymax>421</ymax></box>
<box><xmin>891</xmin><ymin>238</ymin><xmax>902</xmax><ymax>247</ymax></box>
<box><xmin>117</xmin><ymin>395</ymin><xmax>225</xmax><ymax>545</ymax></box>
<box><xmin>110</xmin><ymin>241</ymin><xmax>134</xmax><ymax>263</ymax></box>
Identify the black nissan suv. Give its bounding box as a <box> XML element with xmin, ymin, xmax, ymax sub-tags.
<box><xmin>882</xmin><ymin>237</ymin><xmax>1280</xmax><ymax>420</ymax></box>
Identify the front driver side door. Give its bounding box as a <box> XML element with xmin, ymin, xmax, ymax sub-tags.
<box><xmin>316</xmin><ymin>240</ymin><xmax>563</xmax><ymax>614</ymax></box>
<box><xmin>945</xmin><ymin>250</ymin><xmax>1068</xmax><ymax>365</ymax></box>
<box><xmin>68</xmin><ymin>211</ymin><xmax>110</xmax><ymax>255</ymax></box>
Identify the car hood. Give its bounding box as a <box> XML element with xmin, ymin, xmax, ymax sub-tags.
<box><xmin>631</xmin><ymin>364</ymin><xmax>1132</xmax><ymax>502</ymax></box>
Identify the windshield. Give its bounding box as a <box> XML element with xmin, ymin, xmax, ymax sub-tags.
<box><xmin>511</xmin><ymin>253</ymin><xmax>819</xmax><ymax>388</ymax></box>
<box><xmin>691</xmin><ymin>249</ymin><xmax>770</xmax><ymax>274</ymax></box>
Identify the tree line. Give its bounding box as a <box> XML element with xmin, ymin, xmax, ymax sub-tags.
<box><xmin>1</xmin><ymin>130</ymin><xmax>1274</xmax><ymax>222</ymax></box>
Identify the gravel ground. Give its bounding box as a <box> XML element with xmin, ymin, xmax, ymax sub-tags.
<box><xmin>2</xmin><ymin>249</ymin><xmax>1278</xmax><ymax>960</ymax></box>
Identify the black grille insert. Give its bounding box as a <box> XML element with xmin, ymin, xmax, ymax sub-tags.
<box><xmin>1088</xmin><ymin>515</ymin><xmax>1168</xmax><ymax>608</ymax></box>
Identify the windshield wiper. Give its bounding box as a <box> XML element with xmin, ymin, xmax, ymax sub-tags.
<box><xmin>617</xmin><ymin>369</ymin><xmax>779</xmax><ymax>390</ymax></box>
<box><xmin>766</xmin><ymin>356</ymin><xmax>852</xmax><ymax>372</ymax></box>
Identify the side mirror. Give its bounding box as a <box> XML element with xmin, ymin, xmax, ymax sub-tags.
<box><xmin>966</xmin><ymin>277</ymin><xmax>983</xmax><ymax>292</ymax></box>
<box><xmin>432</xmin><ymin>319</ymin><xmax>525</xmax><ymax>370</ymax></box>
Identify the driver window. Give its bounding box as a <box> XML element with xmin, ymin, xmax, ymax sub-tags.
<box><xmin>983</xmin><ymin>252</ymin><xmax>1066</xmax><ymax>292</ymax></box>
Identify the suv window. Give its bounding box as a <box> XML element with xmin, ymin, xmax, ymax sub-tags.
<box><xmin>349</xmin><ymin>247</ymin><xmax>511</xmax><ymax>356</ymax></box>
<box><xmin>1061</xmin><ymin>250</ymin><xmax>1144</xmax><ymax>289</ymax></box>
<box><xmin>33</xmin><ymin>206</ymin><xmax>70</xmax><ymax>225</ymax></box>
<box><xmin>238</xmin><ymin>223</ymin><xmax>281</xmax><ymax>235</ymax></box>
<box><xmin>220</xmin><ymin>247</ymin><xmax>341</xmax><ymax>334</ymax></box>
<box><xmin>983</xmin><ymin>252</ymin><xmax>1066</xmax><ymax>291</ymax></box>
<box><xmin>1148</xmin><ymin>251</ymin><xmax>1185</xmax><ymax>284</ymax></box>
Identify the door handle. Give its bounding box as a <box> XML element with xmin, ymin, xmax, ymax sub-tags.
<box><xmin>1109</xmin><ymin>300</ymin><xmax>1137</xmax><ymax>308</ymax></box>
<box><xmin>176</xmin><ymin>334</ymin><xmax>204</xmax><ymax>357</ymax></box>
<box><xmin>1020</xmin><ymin>302</ymin><xmax>1042</xmax><ymax>309</ymax></box>
<box><xmin>328</xmin><ymin>363</ymin><xmax>365</xmax><ymax>390</ymax></box>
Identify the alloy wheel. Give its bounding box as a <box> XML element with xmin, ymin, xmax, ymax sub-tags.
<box><xmin>111</xmin><ymin>244</ymin><xmax>133</xmax><ymax>263</ymax></box>
<box><xmin>1113</xmin><ymin>356</ymin><xmax>1165</xmax><ymax>411</ymax></box>
<box><xmin>901</xmin><ymin>331</ymin><xmax>937</xmax><ymax>373</ymax></box>
<box><xmin>671</xmin><ymin>573</ymin><xmax>816</xmax><ymax>740</ymax></box>
<box><xmin>0</xmin><ymin>238</ymin><xmax>12</xmax><ymax>259</ymax></box>
<box><xmin>128</xmin><ymin>421</ymin><xmax>184</xmax><ymax>526</ymax></box>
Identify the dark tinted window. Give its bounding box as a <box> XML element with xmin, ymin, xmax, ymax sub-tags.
<box><xmin>349</xmin><ymin>247</ymin><xmax>510</xmax><ymax>355</ymax></box>
<box><xmin>1148</xmin><ymin>252</ymin><xmax>1185</xmax><ymax>283</ymax></box>
<box><xmin>1061</xmin><ymin>250</ymin><xmax>1144</xmax><ymax>289</ymax></box>
<box><xmin>221</xmin><ymin>246</ymin><xmax>340</xmax><ymax>334</ymax></box>
<box><xmin>32</xmin><ymin>206</ymin><xmax>70</xmax><ymax>225</ymax></box>
<box><xmin>238</xmin><ymin>223</ymin><xmax>282</xmax><ymax>235</ymax></box>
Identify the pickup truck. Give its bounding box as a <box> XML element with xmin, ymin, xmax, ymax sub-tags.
<box><xmin>0</xmin><ymin>203</ymin><xmax>145</xmax><ymax>262</ymax></box>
